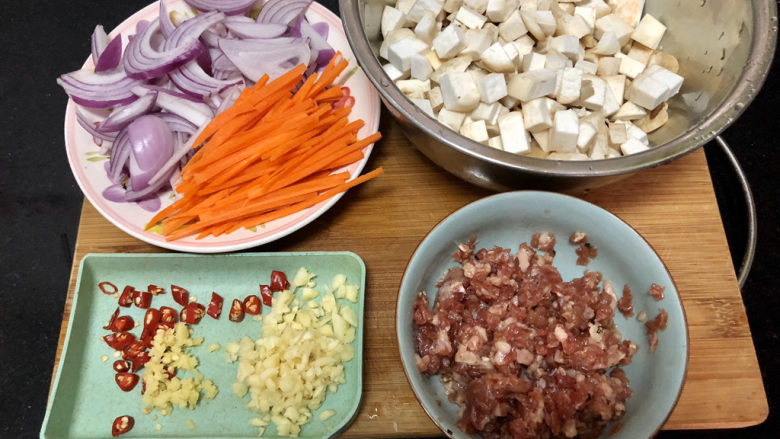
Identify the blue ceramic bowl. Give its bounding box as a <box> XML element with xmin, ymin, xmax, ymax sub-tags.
<box><xmin>396</xmin><ymin>191</ymin><xmax>688</xmax><ymax>439</ymax></box>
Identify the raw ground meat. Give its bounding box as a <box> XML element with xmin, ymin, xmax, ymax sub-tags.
<box><xmin>648</xmin><ymin>283</ymin><xmax>665</xmax><ymax>301</ymax></box>
<box><xmin>413</xmin><ymin>235</ymin><xmax>638</xmax><ymax>439</ymax></box>
<box><xmin>617</xmin><ymin>285</ymin><xmax>634</xmax><ymax>318</ymax></box>
<box><xmin>645</xmin><ymin>309</ymin><xmax>669</xmax><ymax>352</ymax></box>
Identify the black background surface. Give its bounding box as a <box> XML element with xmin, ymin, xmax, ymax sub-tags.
<box><xmin>0</xmin><ymin>0</ymin><xmax>777</xmax><ymax>437</ymax></box>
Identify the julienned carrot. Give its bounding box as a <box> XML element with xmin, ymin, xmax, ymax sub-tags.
<box><xmin>147</xmin><ymin>53</ymin><xmax>383</xmax><ymax>240</ymax></box>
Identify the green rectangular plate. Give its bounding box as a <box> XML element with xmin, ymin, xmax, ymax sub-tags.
<box><xmin>41</xmin><ymin>252</ymin><xmax>365</xmax><ymax>439</ymax></box>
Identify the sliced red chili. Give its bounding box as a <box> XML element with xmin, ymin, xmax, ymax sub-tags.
<box><xmin>103</xmin><ymin>332</ymin><xmax>136</xmax><ymax>351</ymax></box>
<box><xmin>207</xmin><ymin>292</ymin><xmax>224</xmax><ymax>319</ymax></box>
<box><xmin>164</xmin><ymin>366</ymin><xmax>177</xmax><ymax>380</ymax></box>
<box><xmin>270</xmin><ymin>270</ymin><xmax>290</xmax><ymax>292</ymax></box>
<box><xmin>260</xmin><ymin>284</ymin><xmax>273</xmax><ymax>307</ymax></box>
<box><xmin>143</xmin><ymin>308</ymin><xmax>161</xmax><ymax>332</ymax></box>
<box><xmin>229</xmin><ymin>299</ymin><xmax>245</xmax><ymax>322</ymax></box>
<box><xmin>103</xmin><ymin>307</ymin><xmax>120</xmax><ymax>330</ymax></box>
<box><xmin>159</xmin><ymin>306</ymin><xmax>178</xmax><ymax>329</ymax></box>
<box><xmin>129</xmin><ymin>351</ymin><xmax>150</xmax><ymax>372</ymax></box>
<box><xmin>171</xmin><ymin>285</ymin><xmax>189</xmax><ymax>306</ymax></box>
<box><xmin>111</xmin><ymin>415</ymin><xmax>134</xmax><ymax>437</ymax></box>
<box><xmin>113</xmin><ymin>360</ymin><xmax>130</xmax><ymax>373</ymax></box>
<box><xmin>133</xmin><ymin>290</ymin><xmax>152</xmax><ymax>309</ymax></box>
<box><xmin>122</xmin><ymin>341</ymin><xmax>146</xmax><ymax>361</ymax></box>
<box><xmin>181</xmin><ymin>303</ymin><xmax>205</xmax><ymax>324</ymax></box>
<box><xmin>115</xmin><ymin>372</ymin><xmax>139</xmax><ymax>392</ymax></box>
<box><xmin>244</xmin><ymin>294</ymin><xmax>262</xmax><ymax>315</ymax></box>
<box><xmin>148</xmin><ymin>284</ymin><xmax>164</xmax><ymax>295</ymax></box>
<box><xmin>112</xmin><ymin>316</ymin><xmax>134</xmax><ymax>332</ymax></box>
<box><xmin>99</xmin><ymin>281</ymin><xmax>118</xmax><ymax>295</ymax></box>
<box><xmin>118</xmin><ymin>285</ymin><xmax>134</xmax><ymax>307</ymax></box>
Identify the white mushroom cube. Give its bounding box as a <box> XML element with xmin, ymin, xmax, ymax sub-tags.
<box><xmin>396</xmin><ymin>0</ymin><xmax>416</xmax><ymax>13</ymax></box>
<box><xmin>613</xmin><ymin>0</ymin><xmax>645</xmax><ymax>27</ymax></box>
<box><xmin>511</xmin><ymin>35</ymin><xmax>536</xmax><ymax>59</ymax></box>
<box><xmin>522</xmin><ymin>52</ymin><xmax>547</xmax><ymax>72</ymax></box>
<box><xmin>498</xmin><ymin>11</ymin><xmax>528</xmax><ymax>41</ymax></box>
<box><xmin>575</xmin><ymin>60</ymin><xmax>598</xmax><ymax>75</ymax></box>
<box><xmin>534</xmin><ymin>10</ymin><xmax>557</xmax><ymax>36</ymax></box>
<box><xmin>597</xmin><ymin>57</ymin><xmax>622</xmax><ymax>76</ymax></box>
<box><xmin>550</xmin><ymin>109</ymin><xmax>579</xmax><ymax>152</ymax></box>
<box><xmin>411</xmin><ymin>98</ymin><xmax>435</xmax><ymax>117</ymax></box>
<box><xmin>576</xmin><ymin>121</ymin><xmax>597</xmax><ymax>150</ymax></box>
<box><xmin>556</xmin><ymin>67</ymin><xmax>583</xmax><ymax>105</ymax></box>
<box><xmin>461</xmin><ymin>29</ymin><xmax>492</xmax><ymax>60</ymax></box>
<box><xmin>437</xmin><ymin>108</ymin><xmax>467</xmax><ymax>130</ymax></box>
<box><xmin>613</xmin><ymin>101</ymin><xmax>647</xmax><ymax>120</ymax></box>
<box><xmin>498</xmin><ymin>111</ymin><xmax>530</xmax><ymax>153</ymax></box>
<box><xmin>433</xmin><ymin>24</ymin><xmax>467</xmax><ymax>59</ymax></box>
<box><xmin>440</xmin><ymin>72</ymin><xmax>481</xmax><ymax>111</ymax></box>
<box><xmin>627</xmin><ymin>43</ymin><xmax>654</xmax><ymax>65</ymax></box>
<box><xmin>608</xmin><ymin>121</ymin><xmax>628</xmax><ymax>145</ymax></box>
<box><xmin>455</xmin><ymin>6</ymin><xmax>487</xmax><ymax>29</ymax></box>
<box><xmin>628</xmin><ymin>74</ymin><xmax>667</xmax><ymax>110</ymax></box>
<box><xmin>410</xmin><ymin>53</ymin><xmax>433</xmax><ymax>80</ymax></box>
<box><xmin>644</xmin><ymin>64</ymin><xmax>684</xmax><ymax>97</ymax></box>
<box><xmin>382</xmin><ymin>63</ymin><xmax>407</xmax><ymax>81</ymax></box>
<box><xmin>580</xmin><ymin>75</ymin><xmax>607</xmax><ymax>110</ymax></box>
<box><xmin>381</xmin><ymin>6</ymin><xmax>407</xmax><ymax>39</ymax></box>
<box><xmin>414</xmin><ymin>11</ymin><xmax>440</xmax><ymax>43</ymax></box>
<box><xmin>616</xmin><ymin>52</ymin><xmax>646</xmax><ymax>79</ymax></box>
<box><xmin>460</xmin><ymin>118</ymin><xmax>490</xmax><ymax>142</ymax></box>
<box><xmin>604</xmin><ymin>74</ymin><xmax>626</xmax><ymax>103</ymax></box>
<box><xmin>396</xmin><ymin>79</ymin><xmax>431</xmax><ymax>99</ymax></box>
<box><xmin>470</xmin><ymin>101</ymin><xmax>502</xmax><ymax>124</ymax></box>
<box><xmin>549</xmin><ymin>35</ymin><xmax>582</xmax><ymax>61</ymax></box>
<box><xmin>631</xmin><ymin>14</ymin><xmax>666</xmax><ymax>50</ymax></box>
<box><xmin>380</xmin><ymin>28</ymin><xmax>415</xmax><ymax>60</ymax></box>
<box><xmin>521</xmin><ymin>97</ymin><xmax>554</xmax><ymax>132</ymax></box>
<box><xmin>545</xmin><ymin>53</ymin><xmax>572</xmax><ymax>71</ymax></box>
<box><xmin>507</xmin><ymin>69</ymin><xmax>557</xmax><ymax>102</ymax></box>
<box><xmin>531</xmin><ymin>129</ymin><xmax>551</xmax><ymax>153</ymax></box>
<box><xmin>486</xmin><ymin>0</ymin><xmax>518</xmax><ymax>22</ymax></box>
<box><xmin>556</xmin><ymin>14</ymin><xmax>591</xmax><ymax>39</ymax></box>
<box><xmin>625</xmin><ymin>121</ymin><xmax>649</xmax><ymax>144</ymax></box>
<box><xmin>620</xmin><ymin>137</ymin><xmax>650</xmax><ymax>155</ymax></box>
<box><xmin>481</xmin><ymin>43</ymin><xmax>516</xmax><ymax>73</ymax></box>
<box><xmin>388</xmin><ymin>37</ymin><xmax>430</xmax><ymax>72</ymax></box>
<box><xmin>574</xmin><ymin>6</ymin><xmax>597</xmax><ymax>30</ymax></box>
<box><xmin>595</xmin><ymin>15</ymin><xmax>633</xmax><ymax>45</ymax></box>
<box><xmin>443</xmin><ymin>0</ymin><xmax>463</xmax><ymax>13</ymax></box>
<box><xmin>602</xmin><ymin>82</ymin><xmax>621</xmax><ymax>117</ymax></box>
<box><xmin>430</xmin><ymin>55</ymin><xmax>471</xmax><ymax>82</ymax></box>
<box><xmin>428</xmin><ymin>86</ymin><xmax>444</xmax><ymax>110</ymax></box>
<box><xmin>592</xmin><ymin>31</ymin><xmax>620</xmax><ymax>55</ymax></box>
<box><xmin>487</xmin><ymin>136</ymin><xmax>504</xmax><ymax>149</ymax></box>
<box><xmin>407</xmin><ymin>0</ymin><xmax>444</xmax><ymax>24</ymax></box>
<box><xmin>477</xmin><ymin>73</ymin><xmax>508</xmax><ymax>103</ymax></box>
<box><xmin>463</xmin><ymin>0</ymin><xmax>489</xmax><ymax>13</ymax></box>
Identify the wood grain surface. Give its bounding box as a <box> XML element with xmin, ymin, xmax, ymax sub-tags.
<box><xmin>52</xmin><ymin>116</ymin><xmax>767</xmax><ymax>435</ymax></box>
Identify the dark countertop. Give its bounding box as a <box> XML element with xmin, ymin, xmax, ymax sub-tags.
<box><xmin>0</xmin><ymin>1</ymin><xmax>776</xmax><ymax>438</ymax></box>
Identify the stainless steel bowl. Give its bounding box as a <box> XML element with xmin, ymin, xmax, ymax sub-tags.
<box><xmin>339</xmin><ymin>0</ymin><xmax>777</xmax><ymax>192</ymax></box>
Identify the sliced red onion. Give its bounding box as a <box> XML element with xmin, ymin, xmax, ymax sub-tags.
<box><xmin>159</xmin><ymin>0</ymin><xmax>176</xmax><ymax>38</ymax></box>
<box><xmin>224</xmin><ymin>21</ymin><xmax>287</xmax><ymax>39</ymax></box>
<box><xmin>293</xmin><ymin>18</ymin><xmax>335</xmax><ymax>69</ymax></box>
<box><xmin>145</xmin><ymin>89</ymin><xmax>213</xmax><ymax>127</ymax></box>
<box><xmin>91</xmin><ymin>25</ymin><xmax>109</xmax><ymax>65</ymax></box>
<box><xmin>108</xmin><ymin>128</ymin><xmax>131</xmax><ymax>183</ymax></box>
<box><xmin>137</xmin><ymin>196</ymin><xmax>163</xmax><ymax>212</ymax></box>
<box><xmin>157</xmin><ymin>112</ymin><xmax>198</xmax><ymax>135</ymax></box>
<box><xmin>127</xmin><ymin>115</ymin><xmax>175</xmax><ymax>191</ymax></box>
<box><xmin>125</xmin><ymin>166</ymin><xmax>176</xmax><ymax>201</ymax></box>
<box><xmin>148</xmin><ymin>123</ymin><xmax>206</xmax><ymax>187</ymax></box>
<box><xmin>214</xmin><ymin>85</ymin><xmax>241</xmax><ymax>115</ymax></box>
<box><xmin>169</xmin><ymin>58</ymin><xmax>241</xmax><ymax>98</ymax></box>
<box><xmin>76</xmin><ymin>110</ymin><xmax>117</xmax><ymax>141</ymax></box>
<box><xmin>99</xmin><ymin>91</ymin><xmax>157</xmax><ymax>132</ymax></box>
<box><xmin>218</xmin><ymin>37</ymin><xmax>311</xmax><ymax>82</ymax></box>
<box><xmin>124</xmin><ymin>11</ymin><xmax>225</xmax><ymax>80</ymax></box>
<box><xmin>102</xmin><ymin>184</ymin><xmax>127</xmax><ymax>203</ymax></box>
<box><xmin>311</xmin><ymin>21</ymin><xmax>329</xmax><ymax>40</ymax></box>
<box><xmin>184</xmin><ymin>0</ymin><xmax>256</xmax><ymax>16</ymax></box>
<box><xmin>95</xmin><ymin>34</ymin><xmax>123</xmax><ymax>72</ymax></box>
<box><xmin>256</xmin><ymin>0</ymin><xmax>312</xmax><ymax>26</ymax></box>
<box><xmin>57</xmin><ymin>68</ymin><xmax>141</xmax><ymax>108</ymax></box>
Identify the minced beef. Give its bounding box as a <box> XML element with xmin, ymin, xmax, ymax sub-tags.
<box><xmin>645</xmin><ymin>309</ymin><xmax>669</xmax><ymax>352</ymax></box>
<box><xmin>413</xmin><ymin>236</ymin><xmax>638</xmax><ymax>439</ymax></box>
<box><xmin>617</xmin><ymin>285</ymin><xmax>633</xmax><ymax>318</ymax></box>
<box><xmin>648</xmin><ymin>283</ymin><xmax>665</xmax><ymax>301</ymax></box>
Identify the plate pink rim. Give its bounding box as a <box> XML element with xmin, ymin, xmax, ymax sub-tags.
<box><xmin>64</xmin><ymin>0</ymin><xmax>380</xmax><ymax>253</ymax></box>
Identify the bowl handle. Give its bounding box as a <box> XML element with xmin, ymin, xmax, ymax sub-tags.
<box><xmin>714</xmin><ymin>135</ymin><xmax>757</xmax><ymax>289</ymax></box>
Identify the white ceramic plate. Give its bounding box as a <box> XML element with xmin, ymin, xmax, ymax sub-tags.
<box><xmin>64</xmin><ymin>0</ymin><xmax>380</xmax><ymax>253</ymax></box>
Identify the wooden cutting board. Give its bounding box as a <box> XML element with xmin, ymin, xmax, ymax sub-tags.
<box><xmin>52</xmin><ymin>116</ymin><xmax>767</xmax><ymax>435</ymax></box>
